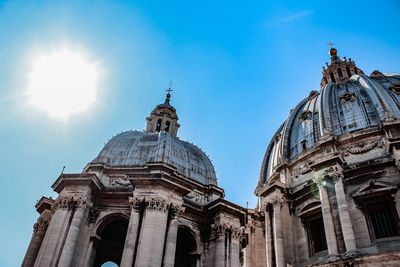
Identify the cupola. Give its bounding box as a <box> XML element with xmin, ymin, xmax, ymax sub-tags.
<box><xmin>320</xmin><ymin>43</ymin><xmax>364</xmax><ymax>88</ymax></box>
<box><xmin>145</xmin><ymin>85</ymin><xmax>180</xmax><ymax>137</ymax></box>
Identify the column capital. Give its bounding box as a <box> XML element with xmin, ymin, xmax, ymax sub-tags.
<box><xmin>144</xmin><ymin>197</ymin><xmax>170</xmax><ymax>213</ymax></box>
<box><xmin>33</xmin><ymin>217</ymin><xmax>49</xmax><ymax>235</ymax></box>
<box><xmin>170</xmin><ymin>204</ymin><xmax>185</xmax><ymax>219</ymax></box>
<box><xmin>129</xmin><ymin>197</ymin><xmax>144</xmax><ymax>211</ymax></box>
<box><xmin>212</xmin><ymin>222</ymin><xmax>241</xmax><ymax>239</ymax></box>
<box><xmin>53</xmin><ymin>196</ymin><xmax>92</xmax><ymax>211</ymax></box>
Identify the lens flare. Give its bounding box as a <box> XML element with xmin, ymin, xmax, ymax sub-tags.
<box><xmin>26</xmin><ymin>48</ymin><xmax>98</xmax><ymax>119</ymax></box>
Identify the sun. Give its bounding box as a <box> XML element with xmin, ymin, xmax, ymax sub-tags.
<box><xmin>26</xmin><ymin>48</ymin><xmax>98</xmax><ymax>120</ymax></box>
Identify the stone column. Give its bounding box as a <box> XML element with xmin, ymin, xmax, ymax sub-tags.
<box><xmin>213</xmin><ymin>223</ymin><xmax>226</xmax><ymax>267</ymax></box>
<box><xmin>272</xmin><ymin>199</ymin><xmax>285</xmax><ymax>267</ymax></box>
<box><xmin>163</xmin><ymin>205</ymin><xmax>184</xmax><ymax>267</ymax></box>
<box><xmin>58</xmin><ymin>197</ymin><xmax>91</xmax><ymax>267</ymax></box>
<box><xmin>34</xmin><ymin>197</ymin><xmax>73</xmax><ymax>267</ymax></box>
<box><xmin>135</xmin><ymin>198</ymin><xmax>170</xmax><ymax>267</ymax></box>
<box><xmin>120</xmin><ymin>197</ymin><xmax>142</xmax><ymax>267</ymax></box>
<box><xmin>334</xmin><ymin>176</ymin><xmax>358</xmax><ymax>255</ymax></box>
<box><xmin>83</xmin><ymin>236</ymin><xmax>100</xmax><ymax>267</ymax></box>
<box><xmin>319</xmin><ymin>186</ymin><xmax>339</xmax><ymax>258</ymax></box>
<box><xmin>230</xmin><ymin>228</ymin><xmax>241</xmax><ymax>267</ymax></box>
<box><xmin>22</xmin><ymin>210</ymin><xmax>51</xmax><ymax>267</ymax></box>
<box><xmin>264</xmin><ymin>208</ymin><xmax>273</xmax><ymax>267</ymax></box>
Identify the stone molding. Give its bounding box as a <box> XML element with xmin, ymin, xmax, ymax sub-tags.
<box><xmin>53</xmin><ymin>196</ymin><xmax>92</xmax><ymax>211</ymax></box>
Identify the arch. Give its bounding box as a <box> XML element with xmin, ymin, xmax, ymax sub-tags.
<box><xmin>93</xmin><ymin>215</ymin><xmax>129</xmax><ymax>267</ymax></box>
<box><xmin>101</xmin><ymin>261</ymin><xmax>118</xmax><ymax>267</ymax></box>
<box><xmin>174</xmin><ymin>226</ymin><xmax>199</xmax><ymax>267</ymax></box>
<box><xmin>156</xmin><ymin>119</ymin><xmax>162</xmax><ymax>132</ymax></box>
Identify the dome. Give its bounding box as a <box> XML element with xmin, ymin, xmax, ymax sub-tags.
<box><xmin>259</xmin><ymin>71</ymin><xmax>400</xmax><ymax>184</ymax></box>
<box><xmin>91</xmin><ymin>130</ymin><xmax>217</xmax><ymax>185</ymax></box>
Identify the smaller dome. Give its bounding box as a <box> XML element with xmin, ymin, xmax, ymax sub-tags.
<box><xmin>91</xmin><ymin>131</ymin><xmax>217</xmax><ymax>185</ymax></box>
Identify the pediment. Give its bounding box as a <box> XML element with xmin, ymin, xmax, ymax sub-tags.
<box><xmin>351</xmin><ymin>180</ymin><xmax>398</xmax><ymax>198</ymax></box>
<box><xmin>296</xmin><ymin>198</ymin><xmax>321</xmax><ymax>216</ymax></box>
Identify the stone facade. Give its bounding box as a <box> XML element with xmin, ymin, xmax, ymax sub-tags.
<box><xmin>22</xmin><ymin>93</ymin><xmax>245</xmax><ymax>267</ymax></box>
<box><xmin>245</xmin><ymin>49</ymin><xmax>400</xmax><ymax>266</ymax></box>
<box><xmin>23</xmin><ymin>48</ymin><xmax>400</xmax><ymax>267</ymax></box>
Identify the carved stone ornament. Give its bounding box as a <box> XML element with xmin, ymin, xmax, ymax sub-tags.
<box><xmin>339</xmin><ymin>91</ymin><xmax>356</xmax><ymax>102</ymax></box>
<box><xmin>129</xmin><ymin>197</ymin><xmax>144</xmax><ymax>211</ymax></box>
<box><xmin>33</xmin><ymin>217</ymin><xmax>49</xmax><ymax>235</ymax></box>
<box><xmin>267</xmin><ymin>196</ymin><xmax>286</xmax><ymax>208</ymax></box>
<box><xmin>213</xmin><ymin>222</ymin><xmax>241</xmax><ymax>239</ymax></box>
<box><xmin>344</xmin><ymin>138</ymin><xmax>384</xmax><ymax>155</ymax></box>
<box><xmin>170</xmin><ymin>204</ymin><xmax>185</xmax><ymax>219</ymax></box>
<box><xmin>293</xmin><ymin>164</ymin><xmax>311</xmax><ymax>178</ymax></box>
<box><xmin>109</xmin><ymin>176</ymin><xmax>131</xmax><ymax>186</ymax></box>
<box><xmin>89</xmin><ymin>207</ymin><xmax>100</xmax><ymax>224</ymax></box>
<box><xmin>144</xmin><ymin>198</ymin><xmax>170</xmax><ymax>213</ymax></box>
<box><xmin>53</xmin><ymin>196</ymin><xmax>92</xmax><ymax>211</ymax></box>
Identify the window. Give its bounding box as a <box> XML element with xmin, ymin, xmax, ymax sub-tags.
<box><xmin>338</xmin><ymin>68</ymin><xmax>343</xmax><ymax>78</ymax></box>
<box><xmin>306</xmin><ymin>215</ymin><xmax>327</xmax><ymax>255</ymax></box>
<box><xmin>156</xmin><ymin>119</ymin><xmax>162</xmax><ymax>132</ymax></box>
<box><xmin>366</xmin><ymin>200</ymin><xmax>399</xmax><ymax>240</ymax></box>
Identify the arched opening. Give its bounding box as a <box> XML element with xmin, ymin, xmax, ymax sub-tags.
<box><xmin>93</xmin><ymin>218</ymin><xmax>128</xmax><ymax>267</ymax></box>
<box><xmin>329</xmin><ymin>72</ymin><xmax>335</xmax><ymax>83</ymax></box>
<box><xmin>346</xmin><ymin>66</ymin><xmax>351</xmax><ymax>77</ymax></box>
<box><xmin>156</xmin><ymin>119</ymin><xmax>162</xmax><ymax>132</ymax></box>
<box><xmin>101</xmin><ymin>261</ymin><xmax>118</xmax><ymax>267</ymax></box>
<box><xmin>337</xmin><ymin>68</ymin><xmax>343</xmax><ymax>78</ymax></box>
<box><xmin>164</xmin><ymin>121</ymin><xmax>170</xmax><ymax>132</ymax></box>
<box><xmin>174</xmin><ymin>226</ymin><xmax>198</xmax><ymax>267</ymax></box>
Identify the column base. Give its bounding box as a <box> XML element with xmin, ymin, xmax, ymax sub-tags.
<box><xmin>344</xmin><ymin>250</ymin><xmax>359</xmax><ymax>258</ymax></box>
<box><xmin>327</xmin><ymin>254</ymin><xmax>340</xmax><ymax>261</ymax></box>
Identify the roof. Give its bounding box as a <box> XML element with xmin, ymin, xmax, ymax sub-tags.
<box><xmin>259</xmin><ymin>73</ymin><xmax>400</xmax><ymax>184</ymax></box>
<box><xmin>91</xmin><ymin>130</ymin><xmax>217</xmax><ymax>185</ymax></box>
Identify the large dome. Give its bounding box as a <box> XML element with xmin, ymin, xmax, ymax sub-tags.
<box><xmin>260</xmin><ymin>71</ymin><xmax>400</xmax><ymax>184</ymax></box>
<box><xmin>91</xmin><ymin>130</ymin><xmax>217</xmax><ymax>185</ymax></box>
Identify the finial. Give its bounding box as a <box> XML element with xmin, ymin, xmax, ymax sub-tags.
<box><xmin>165</xmin><ymin>80</ymin><xmax>173</xmax><ymax>103</ymax></box>
<box><xmin>326</xmin><ymin>42</ymin><xmax>337</xmax><ymax>57</ymax></box>
<box><xmin>326</xmin><ymin>41</ymin><xmax>335</xmax><ymax>49</ymax></box>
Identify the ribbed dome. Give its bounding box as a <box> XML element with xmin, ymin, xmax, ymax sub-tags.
<box><xmin>260</xmin><ymin>73</ymin><xmax>400</xmax><ymax>184</ymax></box>
<box><xmin>91</xmin><ymin>130</ymin><xmax>217</xmax><ymax>185</ymax></box>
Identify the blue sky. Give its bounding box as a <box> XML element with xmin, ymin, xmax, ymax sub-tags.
<box><xmin>0</xmin><ymin>1</ymin><xmax>399</xmax><ymax>265</ymax></box>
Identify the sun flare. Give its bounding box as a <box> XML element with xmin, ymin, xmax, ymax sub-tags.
<box><xmin>26</xmin><ymin>48</ymin><xmax>98</xmax><ymax>119</ymax></box>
